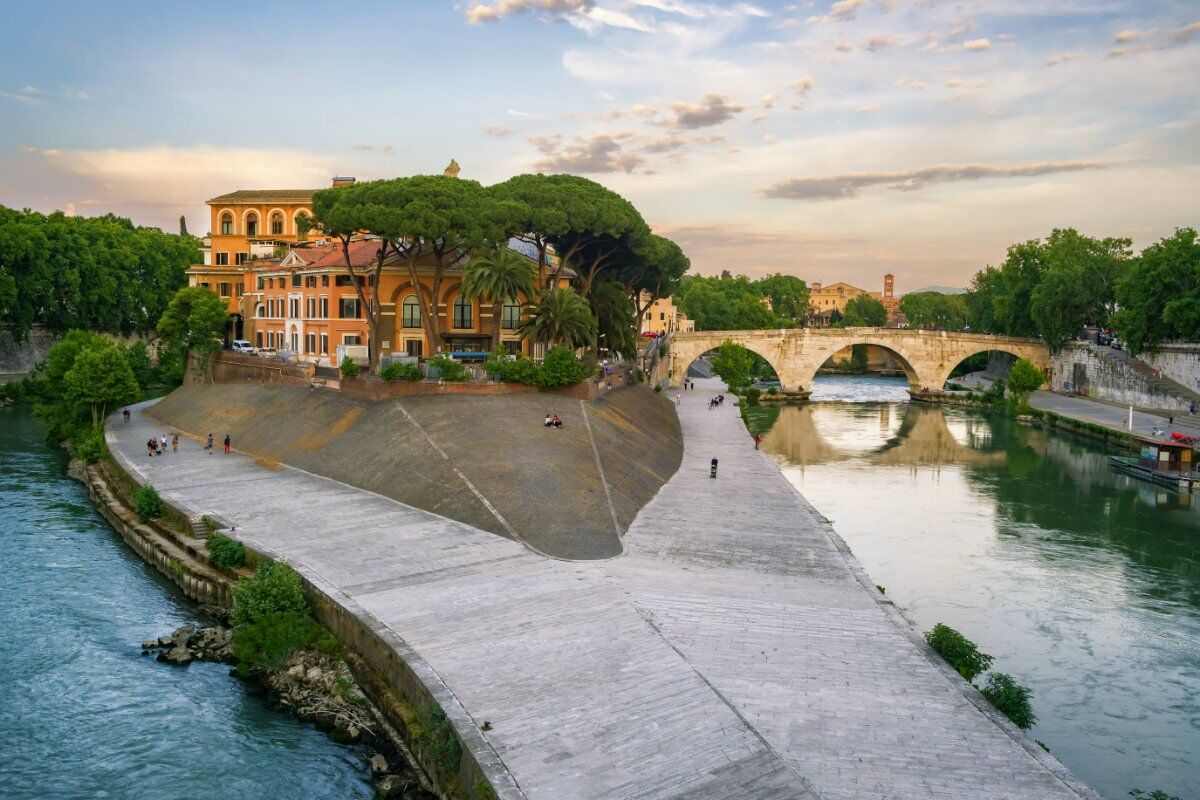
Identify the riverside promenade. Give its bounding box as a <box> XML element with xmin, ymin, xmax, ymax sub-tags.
<box><xmin>108</xmin><ymin>379</ymin><xmax>1098</xmax><ymax>799</ymax></box>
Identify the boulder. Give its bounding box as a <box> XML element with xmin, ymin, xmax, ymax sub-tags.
<box><xmin>370</xmin><ymin>754</ymin><xmax>390</xmax><ymax>776</ymax></box>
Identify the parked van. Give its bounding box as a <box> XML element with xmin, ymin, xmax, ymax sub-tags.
<box><xmin>231</xmin><ymin>340</ymin><xmax>254</xmax><ymax>354</ymax></box>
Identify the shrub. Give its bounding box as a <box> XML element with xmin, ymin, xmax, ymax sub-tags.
<box><xmin>380</xmin><ymin>361</ymin><xmax>421</xmax><ymax>382</ymax></box>
<box><xmin>924</xmin><ymin>623</ymin><xmax>994</xmax><ymax>680</ymax></box>
<box><xmin>536</xmin><ymin>346</ymin><xmax>587</xmax><ymax>388</ymax></box>
<box><xmin>133</xmin><ymin>485</ymin><xmax>164</xmax><ymax>522</ymax></box>
<box><xmin>70</xmin><ymin>426</ymin><xmax>109</xmax><ymax>464</ymax></box>
<box><xmin>413</xmin><ymin>706</ymin><xmax>462</xmax><ymax>776</ymax></box>
<box><xmin>503</xmin><ymin>357</ymin><xmax>540</xmax><ymax>385</ymax></box>
<box><xmin>231</xmin><ymin>561</ymin><xmax>308</xmax><ymax>627</ymax></box>
<box><xmin>339</xmin><ymin>357</ymin><xmax>360</xmax><ymax>380</ymax></box>
<box><xmin>1006</xmin><ymin>358</ymin><xmax>1044</xmax><ymax>407</ymax></box>
<box><xmin>980</xmin><ymin>672</ymin><xmax>1037</xmax><ymax>730</ymax></box>
<box><xmin>744</xmin><ymin>387</ymin><xmax>762</xmax><ymax>401</ymax></box>
<box><xmin>767</xmin><ymin>386</ymin><xmax>778</xmax><ymax>395</ymax></box>
<box><xmin>231</xmin><ymin>610</ymin><xmax>329</xmax><ymax>675</ymax></box>
<box><xmin>653</xmin><ymin>384</ymin><xmax>662</xmax><ymax>393</ymax></box>
<box><xmin>206</xmin><ymin>534</ymin><xmax>247</xmax><ymax>571</ymax></box>
<box><xmin>429</xmin><ymin>353</ymin><xmax>467</xmax><ymax>382</ymax></box>
<box><xmin>1129</xmin><ymin>791</ymin><xmax>1183</xmax><ymax>800</ymax></box>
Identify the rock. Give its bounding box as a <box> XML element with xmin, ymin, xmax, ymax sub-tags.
<box><xmin>306</xmin><ymin>666</ymin><xmax>324</xmax><ymax>682</ymax></box>
<box><xmin>345</xmin><ymin>725</ymin><xmax>362</xmax><ymax>743</ymax></box>
<box><xmin>165</xmin><ymin>646</ymin><xmax>192</xmax><ymax>665</ymax></box>
<box><xmin>370</xmin><ymin>754</ymin><xmax>390</xmax><ymax>776</ymax></box>
<box><xmin>157</xmin><ymin>636</ymin><xmax>173</xmax><ymax>647</ymax></box>
<box><xmin>66</xmin><ymin>458</ymin><xmax>87</xmax><ymax>483</ymax></box>
<box><xmin>142</xmin><ymin>640</ymin><xmax>159</xmax><ymax>649</ymax></box>
<box><xmin>374</xmin><ymin>775</ymin><xmax>407</xmax><ymax>798</ymax></box>
<box><xmin>287</xmin><ymin>664</ymin><xmax>305</xmax><ymax>678</ymax></box>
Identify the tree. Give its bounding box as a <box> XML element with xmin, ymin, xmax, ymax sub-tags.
<box><xmin>842</xmin><ymin>294</ymin><xmax>887</xmax><ymax>327</ymax></box>
<box><xmin>462</xmin><ymin>244</ymin><xmax>537</xmax><ymax>351</ymax></box>
<box><xmin>710</xmin><ymin>340</ymin><xmax>755</xmax><ymax>389</ymax></box>
<box><xmin>1029</xmin><ymin>229</ymin><xmax>1130</xmax><ymax>351</ymax></box>
<box><xmin>756</xmin><ymin>273</ymin><xmax>810</xmax><ymax>326</ymax></box>
<box><xmin>64</xmin><ymin>340</ymin><xmax>140</xmax><ymax>427</ymax></box>
<box><xmin>587</xmin><ymin>279</ymin><xmax>638</xmax><ymax>358</ymax></box>
<box><xmin>178</xmin><ymin>215</ymin><xmax>188</xmax><ymax>237</ymax></box>
<box><xmin>1006</xmin><ymin>358</ymin><xmax>1044</xmax><ymax>408</ymax></box>
<box><xmin>488</xmin><ymin>174</ymin><xmax>570</xmax><ymax>283</ymax></box>
<box><xmin>518</xmin><ymin>287</ymin><xmax>595</xmax><ymax>349</ymax></box>
<box><xmin>623</xmin><ymin>234</ymin><xmax>690</xmax><ymax>332</ymax></box>
<box><xmin>156</xmin><ymin>286</ymin><xmax>230</xmax><ymax>376</ymax></box>
<box><xmin>675</xmin><ymin>274</ymin><xmax>780</xmax><ymax>330</ymax></box>
<box><xmin>1110</xmin><ymin>228</ymin><xmax>1200</xmax><ymax>354</ymax></box>
<box><xmin>964</xmin><ymin>266</ymin><xmax>1006</xmax><ymax>333</ymax></box>
<box><xmin>901</xmin><ymin>291</ymin><xmax>968</xmax><ymax>330</ymax></box>
<box><xmin>542</xmin><ymin>175</ymin><xmax>650</xmax><ymax>295</ymax></box>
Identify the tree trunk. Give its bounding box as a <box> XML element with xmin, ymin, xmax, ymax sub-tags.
<box><xmin>492</xmin><ymin>300</ymin><xmax>502</xmax><ymax>352</ymax></box>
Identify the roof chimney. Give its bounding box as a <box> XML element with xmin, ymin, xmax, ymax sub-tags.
<box><xmin>331</xmin><ymin>176</ymin><xmax>356</xmax><ymax>188</ymax></box>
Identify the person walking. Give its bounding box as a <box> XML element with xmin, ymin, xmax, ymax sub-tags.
<box><xmin>675</xmin><ymin>392</ymin><xmax>682</xmax><ymax>405</ymax></box>
<box><xmin>205</xmin><ymin>433</ymin><xmax>214</xmax><ymax>454</ymax></box>
<box><xmin>223</xmin><ymin>434</ymin><xmax>231</xmax><ymax>454</ymax></box>
<box><xmin>160</xmin><ymin>434</ymin><xmax>168</xmax><ymax>454</ymax></box>
<box><xmin>754</xmin><ymin>434</ymin><xmax>762</xmax><ymax>450</ymax></box>
<box><xmin>710</xmin><ymin>457</ymin><xmax>719</xmax><ymax>478</ymax></box>
<box><xmin>172</xmin><ymin>434</ymin><xmax>179</xmax><ymax>454</ymax></box>
<box><xmin>123</xmin><ymin>408</ymin><xmax>130</xmax><ymax>423</ymax></box>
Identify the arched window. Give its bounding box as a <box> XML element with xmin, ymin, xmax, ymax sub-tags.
<box><xmin>402</xmin><ymin>295</ymin><xmax>421</xmax><ymax>328</ymax></box>
<box><xmin>255</xmin><ymin>303</ymin><xmax>265</xmax><ymax>318</ymax></box>
<box><xmin>295</xmin><ymin>211</ymin><xmax>310</xmax><ymax>241</ymax></box>
<box><xmin>502</xmin><ymin>297</ymin><xmax>521</xmax><ymax>330</ymax></box>
<box><xmin>245</xmin><ymin>212</ymin><xmax>258</xmax><ymax>238</ymax></box>
<box><xmin>270</xmin><ymin>212</ymin><xmax>284</xmax><ymax>236</ymax></box>
<box><xmin>220</xmin><ymin>213</ymin><xmax>233</xmax><ymax>235</ymax></box>
<box><xmin>453</xmin><ymin>296</ymin><xmax>472</xmax><ymax>329</ymax></box>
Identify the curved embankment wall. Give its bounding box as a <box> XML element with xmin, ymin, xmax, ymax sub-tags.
<box><xmin>147</xmin><ymin>384</ymin><xmax>682</xmax><ymax>560</ymax></box>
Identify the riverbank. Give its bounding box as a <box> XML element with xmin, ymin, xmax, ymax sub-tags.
<box><xmin>106</xmin><ymin>380</ymin><xmax>1100</xmax><ymax>799</ymax></box>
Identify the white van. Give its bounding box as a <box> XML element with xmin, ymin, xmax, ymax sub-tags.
<box><xmin>231</xmin><ymin>340</ymin><xmax>255</xmax><ymax>354</ymax></box>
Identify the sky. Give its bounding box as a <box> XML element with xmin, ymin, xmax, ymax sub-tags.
<box><xmin>1</xmin><ymin>0</ymin><xmax>1197</xmax><ymax>292</ymax></box>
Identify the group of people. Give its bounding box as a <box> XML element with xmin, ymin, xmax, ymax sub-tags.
<box><xmin>708</xmin><ymin>394</ymin><xmax>726</xmax><ymax>410</ymax></box>
<box><xmin>146</xmin><ymin>434</ymin><xmax>178</xmax><ymax>457</ymax></box>
<box><xmin>682</xmin><ymin>379</ymin><xmax>697</xmax><ymax>391</ymax></box>
<box><xmin>203</xmin><ymin>433</ymin><xmax>232</xmax><ymax>454</ymax></box>
<box><xmin>543</xmin><ymin>414</ymin><xmax>563</xmax><ymax>429</ymax></box>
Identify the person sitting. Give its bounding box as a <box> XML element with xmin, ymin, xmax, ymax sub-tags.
<box><xmin>544</xmin><ymin>414</ymin><xmax>553</xmax><ymax>427</ymax></box>
<box><xmin>552</xmin><ymin>415</ymin><xmax>562</xmax><ymax>429</ymax></box>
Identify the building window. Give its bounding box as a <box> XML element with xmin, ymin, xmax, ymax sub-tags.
<box><xmin>306</xmin><ymin>333</ymin><xmax>316</xmax><ymax>354</ymax></box>
<box><xmin>343</xmin><ymin>335</ymin><xmax>361</xmax><ymax>345</ymax></box>
<box><xmin>246</xmin><ymin>213</ymin><xmax>258</xmax><ymax>238</ymax></box>
<box><xmin>199</xmin><ymin>281</ymin><xmax>209</xmax><ymax>289</ymax></box>
<box><xmin>320</xmin><ymin>333</ymin><xmax>328</xmax><ymax>355</ymax></box>
<box><xmin>453</xmin><ymin>296</ymin><xmax>472</xmax><ymax>329</ymax></box>
<box><xmin>321</xmin><ymin>275</ymin><xmax>329</xmax><ymax>287</ymax></box>
<box><xmin>257</xmin><ymin>276</ymin><xmax>265</xmax><ymax>291</ymax></box>
<box><xmin>289</xmin><ymin>298</ymin><xmax>301</xmax><ymax>318</ymax></box>
<box><xmin>335</xmin><ymin>275</ymin><xmax>355</xmax><ymax>287</ymax></box>
<box><xmin>340</xmin><ymin>297</ymin><xmax>361</xmax><ymax>319</ymax></box>
<box><xmin>271</xmin><ymin>213</ymin><xmax>284</xmax><ymax>236</ymax></box>
<box><xmin>503</xmin><ymin>340</ymin><xmax>522</xmax><ymax>355</ymax></box>
<box><xmin>402</xmin><ymin>296</ymin><xmax>421</xmax><ymax>328</ymax></box>
<box><xmin>218</xmin><ymin>282</ymin><xmax>231</xmax><ymax>298</ymax></box>
<box><xmin>405</xmin><ymin>340</ymin><xmax>423</xmax><ymax>357</ymax></box>
<box><xmin>255</xmin><ymin>304</ymin><xmax>265</xmax><ymax>318</ymax></box>
<box><xmin>235</xmin><ymin>253</ymin><xmax>248</xmax><ymax>266</ymax></box>
<box><xmin>306</xmin><ymin>297</ymin><xmax>315</xmax><ymax>318</ymax></box>
<box><xmin>291</xmin><ymin>332</ymin><xmax>299</xmax><ymax>352</ymax></box>
<box><xmin>256</xmin><ymin>331</ymin><xmax>263</xmax><ymax>348</ymax></box>
<box><xmin>295</xmin><ymin>212</ymin><xmax>309</xmax><ymax>241</ymax></box>
<box><xmin>291</xmin><ymin>272</ymin><xmax>301</xmax><ymax>288</ymax></box>
<box><xmin>215</xmin><ymin>252</ymin><xmax>229</xmax><ymax>266</ymax></box>
<box><xmin>305</xmin><ymin>276</ymin><xmax>316</xmax><ymax>288</ymax></box>
<box><xmin>220</xmin><ymin>213</ymin><xmax>233</xmax><ymax>236</ymax></box>
<box><xmin>319</xmin><ymin>297</ymin><xmax>329</xmax><ymax>319</ymax></box>
<box><xmin>502</xmin><ymin>298</ymin><xmax>521</xmax><ymax>330</ymax></box>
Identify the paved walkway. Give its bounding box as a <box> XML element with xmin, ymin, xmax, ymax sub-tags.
<box><xmin>1030</xmin><ymin>390</ymin><xmax>1200</xmax><ymax>439</ymax></box>
<box><xmin>109</xmin><ymin>379</ymin><xmax>1097</xmax><ymax>800</ymax></box>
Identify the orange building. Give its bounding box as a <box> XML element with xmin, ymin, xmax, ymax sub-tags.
<box><xmin>806</xmin><ymin>274</ymin><xmax>901</xmax><ymax>326</ymax></box>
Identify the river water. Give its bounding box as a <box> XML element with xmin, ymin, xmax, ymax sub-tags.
<box><xmin>0</xmin><ymin>406</ymin><xmax>373</xmax><ymax>800</ymax></box>
<box><xmin>747</xmin><ymin>374</ymin><xmax>1200</xmax><ymax>800</ymax></box>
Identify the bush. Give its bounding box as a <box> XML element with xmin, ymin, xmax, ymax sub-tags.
<box><xmin>206</xmin><ymin>534</ymin><xmax>247</xmax><ymax>571</ymax></box>
<box><xmin>536</xmin><ymin>346</ymin><xmax>587</xmax><ymax>388</ymax></box>
<box><xmin>231</xmin><ymin>610</ymin><xmax>330</xmax><ymax>675</ymax></box>
<box><xmin>413</xmin><ymin>706</ymin><xmax>462</xmax><ymax>777</ymax></box>
<box><xmin>70</xmin><ymin>426</ymin><xmax>109</xmax><ymax>464</ymax></box>
<box><xmin>231</xmin><ymin>561</ymin><xmax>308</xmax><ymax>627</ymax></box>
<box><xmin>429</xmin><ymin>353</ymin><xmax>467</xmax><ymax>382</ymax></box>
<box><xmin>503</xmin><ymin>357</ymin><xmax>540</xmax><ymax>385</ymax></box>
<box><xmin>924</xmin><ymin>623</ymin><xmax>994</xmax><ymax>680</ymax></box>
<box><xmin>380</xmin><ymin>361</ymin><xmax>421</xmax><ymax>382</ymax></box>
<box><xmin>653</xmin><ymin>384</ymin><xmax>662</xmax><ymax>393</ymax></box>
<box><xmin>744</xmin><ymin>387</ymin><xmax>762</xmax><ymax>401</ymax></box>
<box><xmin>133</xmin><ymin>485</ymin><xmax>164</xmax><ymax>522</ymax></box>
<box><xmin>980</xmin><ymin>672</ymin><xmax>1037</xmax><ymax>730</ymax></box>
<box><xmin>767</xmin><ymin>386</ymin><xmax>778</xmax><ymax>395</ymax></box>
<box><xmin>339</xmin><ymin>357</ymin><xmax>360</xmax><ymax>380</ymax></box>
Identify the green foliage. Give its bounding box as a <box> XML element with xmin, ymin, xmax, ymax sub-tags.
<box><xmin>710</xmin><ymin>341</ymin><xmax>755</xmax><ymax>389</ymax></box>
<box><xmin>156</xmin><ymin>285</ymin><xmax>229</xmax><ymax>370</ymax></box>
<box><xmin>484</xmin><ymin>351</ymin><xmax>541</xmax><ymax>385</ymax></box>
<box><xmin>231</xmin><ymin>561</ymin><xmax>308</xmax><ymax>627</ymax></box>
<box><xmin>413</xmin><ymin>706</ymin><xmax>462</xmax><ymax>777</ymax></box>
<box><xmin>900</xmin><ymin>291</ymin><xmax>968</xmax><ymax>330</ymax></box>
<box><xmin>1128</xmin><ymin>791</ymin><xmax>1183</xmax><ymax>800</ymax></box>
<box><xmin>0</xmin><ymin>206</ymin><xmax>197</xmax><ymax>340</ymax></box>
<box><xmin>339</xmin><ymin>357</ymin><xmax>360</xmax><ymax>380</ymax></box>
<box><xmin>64</xmin><ymin>339</ymin><xmax>140</xmax><ymax>427</ymax></box>
<box><xmin>924</xmin><ymin>623</ymin><xmax>995</xmax><ymax>680</ymax></box>
<box><xmin>980</xmin><ymin>672</ymin><xmax>1037</xmax><ymax>730</ymax></box>
<box><xmin>588</xmin><ymin>279</ymin><xmax>638</xmax><ymax>358</ymax></box>
<box><xmin>675</xmin><ymin>273</ymin><xmax>798</xmax><ymax>330</ymax></box>
<box><xmin>206</xmin><ymin>534</ymin><xmax>247</xmax><ymax>571</ymax></box>
<box><xmin>429</xmin><ymin>353</ymin><xmax>468</xmax><ymax>382</ymax></box>
<box><xmin>1006</xmin><ymin>358</ymin><xmax>1044</xmax><ymax>407</ymax></box>
<box><xmin>463</xmin><ymin>244</ymin><xmax>537</xmax><ymax>350</ymax></box>
<box><xmin>231</xmin><ymin>611</ymin><xmax>329</xmax><ymax>675</ymax></box>
<box><xmin>744</xmin><ymin>386</ymin><xmax>761</xmax><ymax>401</ymax></box>
<box><xmin>1110</xmin><ymin>228</ymin><xmax>1200</xmax><ymax>354</ymax></box>
<box><xmin>70</xmin><ymin>426</ymin><xmax>109</xmax><ymax>464</ymax></box>
<box><xmin>380</xmin><ymin>361</ymin><xmax>421</xmax><ymax>382</ymax></box>
<box><xmin>842</xmin><ymin>294</ymin><xmax>888</xmax><ymax>327</ymax></box>
<box><xmin>133</xmin><ymin>485</ymin><xmax>164</xmax><ymax>522</ymax></box>
<box><xmin>518</xmin><ymin>287</ymin><xmax>596</xmax><ymax>349</ymax></box>
<box><xmin>472</xmin><ymin>778</ymin><xmax>498</xmax><ymax>800</ymax></box>
<box><xmin>537</xmin><ymin>346</ymin><xmax>587</xmax><ymax>388</ymax></box>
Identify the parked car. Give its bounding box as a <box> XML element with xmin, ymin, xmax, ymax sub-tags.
<box><xmin>230</xmin><ymin>339</ymin><xmax>254</xmax><ymax>354</ymax></box>
<box><xmin>257</xmin><ymin>347</ymin><xmax>278</xmax><ymax>359</ymax></box>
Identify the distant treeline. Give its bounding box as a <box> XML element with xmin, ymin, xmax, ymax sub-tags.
<box><xmin>0</xmin><ymin>205</ymin><xmax>199</xmax><ymax>340</ymax></box>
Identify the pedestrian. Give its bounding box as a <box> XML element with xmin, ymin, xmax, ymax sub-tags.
<box><xmin>205</xmin><ymin>433</ymin><xmax>214</xmax><ymax>453</ymax></box>
<box><xmin>146</xmin><ymin>438</ymin><xmax>155</xmax><ymax>457</ymax></box>
<box><xmin>754</xmin><ymin>434</ymin><xmax>762</xmax><ymax>450</ymax></box>
<box><xmin>1192</xmin><ymin>401</ymin><xmax>1198</xmax><ymax>415</ymax></box>
<box><xmin>1169</xmin><ymin>416</ymin><xmax>1174</xmax><ymax>428</ymax></box>
<box><xmin>710</xmin><ymin>457</ymin><xmax>719</xmax><ymax>478</ymax></box>
<box><xmin>172</xmin><ymin>434</ymin><xmax>179</xmax><ymax>454</ymax></box>
<box><xmin>223</xmin><ymin>434</ymin><xmax>231</xmax><ymax>454</ymax></box>
<box><xmin>123</xmin><ymin>408</ymin><xmax>130</xmax><ymax>423</ymax></box>
<box><xmin>675</xmin><ymin>393</ymin><xmax>682</xmax><ymax>405</ymax></box>
<box><xmin>160</xmin><ymin>434</ymin><xmax>168</xmax><ymax>454</ymax></box>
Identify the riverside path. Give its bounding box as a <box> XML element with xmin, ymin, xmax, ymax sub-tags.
<box><xmin>108</xmin><ymin>378</ymin><xmax>1098</xmax><ymax>800</ymax></box>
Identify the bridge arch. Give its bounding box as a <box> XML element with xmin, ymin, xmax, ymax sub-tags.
<box><xmin>671</xmin><ymin>334</ymin><xmax>793</xmax><ymax>392</ymax></box>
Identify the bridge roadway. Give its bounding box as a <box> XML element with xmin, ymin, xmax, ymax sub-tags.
<box><xmin>109</xmin><ymin>380</ymin><xmax>1096</xmax><ymax>800</ymax></box>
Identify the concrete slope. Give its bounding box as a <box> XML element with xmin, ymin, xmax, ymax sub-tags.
<box><xmin>147</xmin><ymin>384</ymin><xmax>682</xmax><ymax>560</ymax></box>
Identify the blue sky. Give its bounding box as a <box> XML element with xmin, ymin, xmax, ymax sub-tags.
<box><xmin>1</xmin><ymin>0</ymin><xmax>1197</xmax><ymax>290</ymax></box>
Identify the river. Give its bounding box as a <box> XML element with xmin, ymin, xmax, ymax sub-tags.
<box><xmin>745</xmin><ymin>374</ymin><xmax>1200</xmax><ymax>800</ymax></box>
<box><xmin>0</xmin><ymin>405</ymin><xmax>373</xmax><ymax>800</ymax></box>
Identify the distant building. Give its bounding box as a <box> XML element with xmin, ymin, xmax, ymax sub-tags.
<box><xmin>639</xmin><ymin>293</ymin><xmax>694</xmax><ymax>336</ymax></box>
<box><xmin>806</xmin><ymin>274</ymin><xmax>902</xmax><ymax>326</ymax></box>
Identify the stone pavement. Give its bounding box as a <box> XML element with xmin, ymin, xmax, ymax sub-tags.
<box><xmin>1030</xmin><ymin>389</ymin><xmax>1200</xmax><ymax>439</ymax></box>
<box><xmin>108</xmin><ymin>379</ymin><xmax>1099</xmax><ymax>799</ymax></box>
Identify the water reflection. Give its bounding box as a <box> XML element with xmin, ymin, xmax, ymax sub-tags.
<box><xmin>759</xmin><ymin>375</ymin><xmax>1200</xmax><ymax>800</ymax></box>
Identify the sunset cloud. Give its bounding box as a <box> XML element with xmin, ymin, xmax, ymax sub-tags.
<box><xmin>528</xmin><ymin>132</ymin><xmax>645</xmax><ymax>173</ymax></box>
<box><xmin>465</xmin><ymin>0</ymin><xmax>592</xmax><ymax>24</ymax></box>
<box><xmin>661</xmin><ymin>94</ymin><xmax>745</xmax><ymax>129</ymax></box>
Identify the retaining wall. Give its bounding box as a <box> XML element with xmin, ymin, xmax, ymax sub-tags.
<box><xmin>1048</xmin><ymin>343</ymin><xmax>1191</xmax><ymax>411</ymax></box>
<box><xmin>1143</xmin><ymin>344</ymin><xmax>1200</xmax><ymax>394</ymax></box>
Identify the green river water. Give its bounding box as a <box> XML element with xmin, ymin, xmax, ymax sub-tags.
<box><xmin>749</xmin><ymin>375</ymin><xmax>1200</xmax><ymax>800</ymax></box>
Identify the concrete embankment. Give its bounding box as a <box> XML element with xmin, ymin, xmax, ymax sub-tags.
<box><xmin>147</xmin><ymin>384</ymin><xmax>682</xmax><ymax>559</ymax></box>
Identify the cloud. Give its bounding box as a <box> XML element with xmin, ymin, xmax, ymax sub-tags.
<box><xmin>465</xmin><ymin>0</ymin><xmax>592</xmax><ymax>24</ymax></box>
<box><xmin>507</xmin><ymin>108</ymin><xmax>542</xmax><ymax>118</ymax></box>
<box><xmin>630</xmin><ymin>103</ymin><xmax>658</xmax><ymax>117</ymax></box>
<box><xmin>789</xmin><ymin>75</ymin><xmax>817</xmax><ymax>93</ymax></box>
<box><xmin>1169</xmin><ymin>21</ymin><xmax>1200</xmax><ymax>43</ymax></box>
<box><xmin>894</xmin><ymin>78</ymin><xmax>927</xmax><ymax>90</ymax></box>
<box><xmin>855</xmin><ymin>103</ymin><xmax>880</xmax><ymax>112</ymax></box>
<box><xmin>962</xmin><ymin>38</ymin><xmax>991</xmax><ymax>51</ymax></box>
<box><xmin>1045</xmin><ymin>52</ymin><xmax>1079</xmax><ymax>67</ymax></box>
<box><xmin>863</xmin><ymin>34</ymin><xmax>899</xmax><ymax>51</ymax></box>
<box><xmin>661</xmin><ymin>93</ymin><xmax>745</xmax><ymax>128</ymax></box>
<box><xmin>351</xmin><ymin>143</ymin><xmax>394</xmax><ymax>153</ymax></box>
<box><xmin>1</xmin><ymin>88</ymin><xmax>45</xmax><ymax>107</ymax></box>
<box><xmin>836</xmin><ymin>41</ymin><xmax>855</xmax><ymax>52</ymax></box>
<box><xmin>760</xmin><ymin>160</ymin><xmax>1117</xmax><ymax>200</ymax></box>
<box><xmin>485</xmin><ymin>123</ymin><xmax>513</xmax><ymax>137</ymax></box>
<box><xmin>528</xmin><ymin>132</ymin><xmax>645</xmax><ymax>173</ymax></box>
<box><xmin>829</xmin><ymin>0</ymin><xmax>868</xmax><ymax>21</ymax></box>
<box><xmin>1113</xmin><ymin>29</ymin><xmax>1149</xmax><ymax>43</ymax></box>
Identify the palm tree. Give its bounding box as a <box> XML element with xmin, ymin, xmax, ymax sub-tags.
<box><xmin>462</xmin><ymin>245</ymin><xmax>538</xmax><ymax>351</ymax></box>
<box><xmin>518</xmin><ymin>287</ymin><xmax>596</xmax><ymax>350</ymax></box>
<box><xmin>587</xmin><ymin>279</ymin><xmax>638</xmax><ymax>359</ymax></box>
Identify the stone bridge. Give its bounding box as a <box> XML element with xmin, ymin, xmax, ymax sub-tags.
<box><xmin>668</xmin><ymin>328</ymin><xmax>1050</xmax><ymax>395</ymax></box>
